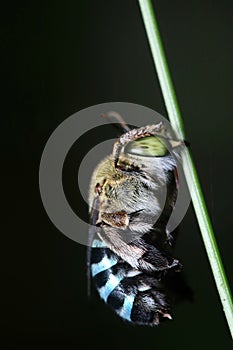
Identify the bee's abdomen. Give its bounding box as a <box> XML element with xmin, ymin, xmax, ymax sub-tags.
<box><xmin>91</xmin><ymin>239</ymin><xmax>171</xmax><ymax>325</ymax></box>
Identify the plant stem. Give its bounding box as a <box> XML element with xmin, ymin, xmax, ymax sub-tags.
<box><xmin>138</xmin><ymin>0</ymin><xmax>233</xmax><ymax>338</ymax></box>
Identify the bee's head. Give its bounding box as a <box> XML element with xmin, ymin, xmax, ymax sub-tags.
<box><xmin>118</xmin><ymin>122</ymin><xmax>183</xmax><ymax>159</ymax></box>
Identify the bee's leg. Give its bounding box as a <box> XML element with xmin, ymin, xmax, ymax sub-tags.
<box><xmin>136</xmin><ymin>241</ymin><xmax>181</xmax><ymax>272</ymax></box>
<box><xmin>129</xmin><ymin>273</ymin><xmax>173</xmax><ymax>325</ymax></box>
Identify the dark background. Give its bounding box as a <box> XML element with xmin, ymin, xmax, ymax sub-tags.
<box><xmin>1</xmin><ymin>0</ymin><xmax>233</xmax><ymax>349</ymax></box>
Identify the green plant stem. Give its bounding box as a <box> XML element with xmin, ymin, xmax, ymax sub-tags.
<box><xmin>138</xmin><ymin>0</ymin><xmax>233</xmax><ymax>338</ymax></box>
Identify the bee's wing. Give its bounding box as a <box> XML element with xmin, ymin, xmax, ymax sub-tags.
<box><xmin>88</xmin><ymin>184</ymin><xmax>180</xmax><ymax>277</ymax></box>
<box><xmin>97</xmin><ymin>224</ymin><xmax>180</xmax><ymax>273</ymax></box>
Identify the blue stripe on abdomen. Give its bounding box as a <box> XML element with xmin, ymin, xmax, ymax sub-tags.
<box><xmin>92</xmin><ymin>239</ymin><xmax>107</xmax><ymax>248</ymax></box>
<box><xmin>91</xmin><ymin>240</ymin><xmax>136</xmax><ymax>323</ymax></box>
<box><xmin>118</xmin><ymin>293</ymin><xmax>135</xmax><ymax>321</ymax></box>
<box><xmin>91</xmin><ymin>255</ymin><xmax>118</xmax><ymax>277</ymax></box>
<box><xmin>98</xmin><ymin>272</ymin><xmax>125</xmax><ymax>302</ymax></box>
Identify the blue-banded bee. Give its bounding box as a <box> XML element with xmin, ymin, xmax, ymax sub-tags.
<box><xmin>88</xmin><ymin>114</ymin><xmax>188</xmax><ymax>326</ymax></box>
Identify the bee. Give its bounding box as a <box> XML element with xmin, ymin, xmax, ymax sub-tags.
<box><xmin>88</xmin><ymin>113</ymin><xmax>186</xmax><ymax>326</ymax></box>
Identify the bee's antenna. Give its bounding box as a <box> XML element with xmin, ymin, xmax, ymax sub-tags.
<box><xmin>101</xmin><ymin>111</ymin><xmax>131</xmax><ymax>132</ymax></box>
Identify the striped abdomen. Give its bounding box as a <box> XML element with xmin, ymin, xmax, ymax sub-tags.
<box><xmin>91</xmin><ymin>239</ymin><xmax>172</xmax><ymax>326</ymax></box>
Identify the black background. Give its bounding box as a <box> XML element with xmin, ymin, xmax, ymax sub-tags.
<box><xmin>1</xmin><ymin>1</ymin><xmax>233</xmax><ymax>349</ymax></box>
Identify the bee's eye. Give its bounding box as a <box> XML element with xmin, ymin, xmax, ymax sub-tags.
<box><xmin>124</xmin><ymin>136</ymin><xmax>168</xmax><ymax>157</ymax></box>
